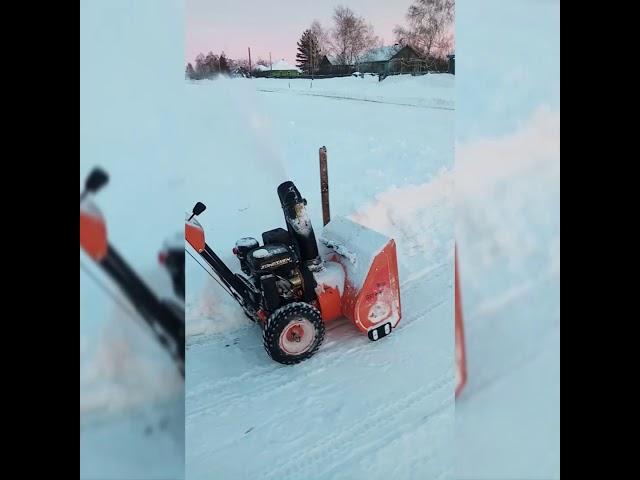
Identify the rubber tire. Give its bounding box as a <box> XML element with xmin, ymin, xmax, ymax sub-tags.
<box><xmin>263</xmin><ymin>302</ymin><xmax>325</xmax><ymax>365</ymax></box>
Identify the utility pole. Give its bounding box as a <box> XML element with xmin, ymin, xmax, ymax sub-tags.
<box><xmin>269</xmin><ymin>52</ymin><xmax>272</xmax><ymax>71</ymax></box>
<box><xmin>248</xmin><ymin>47</ymin><xmax>252</xmax><ymax>77</ymax></box>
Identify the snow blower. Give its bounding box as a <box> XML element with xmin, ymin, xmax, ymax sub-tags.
<box><xmin>80</xmin><ymin>168</ymin><xmax>185</xmax><ymax>377</ymax></box>
<box><xmin>186</xmin><ymin>181</ymin><xmax>401</xmax><ymax>364</ymax></box>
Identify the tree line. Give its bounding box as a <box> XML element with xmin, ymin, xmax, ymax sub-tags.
<box><xmin>295</xmin><ymin>1</ymin><xmax>454</xmax><ymax>74</ymax></box>
<box><xmin>186</xmin><ymin>1</ymin><xmax>454</xmax><ymax>79</ymax></box>
<box><xmin>185</xmin><ymin>51</ymin><xmax>251</xmax><ymax>80</ymax></box>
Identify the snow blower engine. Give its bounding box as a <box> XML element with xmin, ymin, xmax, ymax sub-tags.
<box><xmin>186</xmin><ymin>181</ymin><xmax>401</xmax><ymax>364</ymax></box>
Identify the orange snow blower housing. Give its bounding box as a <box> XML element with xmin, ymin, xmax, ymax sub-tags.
<box><xmin>316</xmin><ymin>217</ymin><xmax>402</xmax><ymax>339</ymax></box>
<box><xmin>185</xmin><ymin>181</ymin><xmax>402</xmax><ymax>364</ymax></box>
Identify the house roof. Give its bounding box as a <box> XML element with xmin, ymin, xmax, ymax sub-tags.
<box><xmin>254</xmin><ymin>59</ymin><xmax>301</xmax><ymax>72</ymax></box>
<box><xmin>326</xmin><ymin>55</ymin><xmax>340</xmax><ymax>65</ymax></box>
<box><xmin>358</xmin><ymin>45</ymin><xmax>405</xmax><ymax>63</ymax></box>
<box><xmin>270</xmin><ymin>59</ymin><xmax>301</xmax><ymax>72</ymax></box>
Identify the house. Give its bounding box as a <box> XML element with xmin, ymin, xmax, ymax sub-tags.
<box><xmin>253</xmin><ymin>59</ymin><xmax>301</xmax><ymax>78</ymax></box>
<box><xmin>318</xmin><ymin>55</ymin><xmax>333</xmax><ymax>73</ymax></box>
<box><xmin>317</xmin><ymin>55</ymin><xmax>355</xmax><ymax>75</ymax></box>
<box><xmin>447</xmin><ymin>52</ymin><xmax>455</xmax><ymax>74</ymax></box>
<box><xmin>357</xmin><ymin>44</ymin><xmax>422</xmax><ymax>74</ymax></box>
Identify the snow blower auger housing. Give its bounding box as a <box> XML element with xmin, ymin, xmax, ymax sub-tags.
<box><xmin>186</xmin><ymin>181</ymin><xmax>401</xmax><ymax>364</ymax></box>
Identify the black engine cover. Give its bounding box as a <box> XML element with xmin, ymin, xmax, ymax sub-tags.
<box><xmin>246</xmin><ymin>244</ymin><xmax>297</xmax><ymax>275</ymax></box>
<box><xmin>262</xmin><ymin>228</ymin><xmax>292</xmax><ymax>246</ymax></box>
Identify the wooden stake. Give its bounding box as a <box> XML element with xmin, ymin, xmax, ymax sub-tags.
<box><xmin>319</xmin><ymin>146</ymin><xmax>330</xmax><ymax>226</ymax></box>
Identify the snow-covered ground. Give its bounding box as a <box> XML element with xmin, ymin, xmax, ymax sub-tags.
<box><xmin>184</xmin><ymin>74</ymin><xmax>455</xmax><ymax>479</ymax></box>
<box><xmin>250</xmin><ymin>74</ymin><xmax>455</xmax><ymax>110</ymax></box>
<box><xmin>455</xmin><ymin>1</ymin><xmax>560</xmax><ymax>479</ymax></box>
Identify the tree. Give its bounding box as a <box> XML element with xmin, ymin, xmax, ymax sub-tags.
<box><xmin>394</xmin><ymin>0</ymin><xmax>454</xmax><ymax>59</ymax></box>
<box><xmin>219</xmin><ymin>52</ymin><xmax>229</xmax><ymax>73</ymax></box>
<box><xmin>310</xmin><ymin>20</ymin><xmax>330</xmax><ymax>56</ymax></box>
<box><xmin>185</xmin><ymin>63</ymin><xmax>196</xmax><ymax>79</ymax></box>
<box><xmin>204</xmin><ymin>51</ymin><xmax>219</xmax><ymax>76</ymax></box>
<box><xmin>296</xmin><ymin>29</ymin><xmax>321</xmax><ymax>74</ymax></box>
<box><xmin>194</xmin><ymin>53</ymin><xmax>207</xmax><ymax>78</ymax></box>
<box><xmin>189</xmin><ymin>52</ymin><xmax>251</xmax><ymax>79</ymax></box>
<box><xmin>329</xmin><ymin>6</ymin><xmax>379</xmax><ymax>65</ymax></box>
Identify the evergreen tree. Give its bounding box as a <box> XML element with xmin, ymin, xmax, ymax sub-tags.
<box><xmin>296</xmin><ymin>29</ymin><xmax>321</xmax><ymax>74</ymax></box>
<box><xmin>219</xmin><ymin>52</ymin><xmax>229</xmax><ymax>73</ymax></box>
<box><xmin>204</xmin><ymin>51</ymin><xmax>219</xmax><ymax>77</ymax></box>
<box><xmin>194</xmin><ymin>53</ymin><xmax>207</xmax><ymax>78</ymax></box>
<box><xmin>185</xmin><ymin>63</ymin><xmax>196</xmax><ymax>79</ymax></box>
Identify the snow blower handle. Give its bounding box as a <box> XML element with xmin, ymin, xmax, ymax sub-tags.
<box><xmin>80</xmin><ymin>167</ymin><xmax>109</xmax><ymax>201</ymax></box>
<box><xmin>277</xmin><ymin>181</ymin><xmax>321</xmax><ymax>267</ymax></box>
<box><xmin>80</xmin><ymin>169</ymin><xmax>185</xmax><ymax>378</ymax></box>
<box><xmin>189</xmin><ymin>201</ymin><xmax>206</xmax><ymax>221</ymax></box>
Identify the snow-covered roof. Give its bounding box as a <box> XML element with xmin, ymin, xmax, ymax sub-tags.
<box><xmin>359</xmin><ymin>45</ymin><xmax>404</xmax><ymax>63</ymax></box>
<box><xmin>254</xmin><ymin>64</ymin><xmax>270</xmax><ymax>71</ymax></box>
<box><xmin>269</xmin><ymin>59</ymin><xmax>301</xmax><ymax>72</ymax></box>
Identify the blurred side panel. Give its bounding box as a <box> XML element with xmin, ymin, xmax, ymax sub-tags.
<box><xmin>455</xmin><ymin>0</ymin><xmax>560</xmax><ymax>479</ymax></box>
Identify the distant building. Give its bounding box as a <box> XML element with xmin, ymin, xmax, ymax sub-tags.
<box><xmin>317</xmin><ymin>55</ymin><xmax>354</xmax><ymax>75</ymax></box>
<box><xmin>253</xmin><ymin>60</ymin><xmax>301</xmax><ymax>78</ymax></box>
<box><xmin>357</xmin><ymin>44</ymin><xmax>422</xmax><ymax>74</ymax></box>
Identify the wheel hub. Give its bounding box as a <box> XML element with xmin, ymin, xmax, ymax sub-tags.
<box><xmin>279</xmin><ymin>318</ymin><xmax>316</xmax><ymax>355</ymax></box>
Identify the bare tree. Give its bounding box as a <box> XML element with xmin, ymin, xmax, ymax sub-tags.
<box><xmin>310</xmin><ymin>19</ymin><xmax>331</xmax><ymax>56</ymax></box>
<box><xmin>394</xmin><ymin>0</ymin><xmax>454</xmax><ymax>58</ymax></box>
<box><xmin>233</xmin><ymin>58</ymin><xmax>251</xmax><ymax>70</ymax></box>
<box><xmin>256</xmin><ymin>58</ymin><xmax>271</xmax><ymax>67</ymax></box>
<box><xmin>329</xmin><ymin>6</ymin><xmax>379</xmax><ymax>65</ymax></box>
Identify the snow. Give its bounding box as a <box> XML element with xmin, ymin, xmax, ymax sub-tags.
<box><xmin>251</xmin><ymin>248</ymin><xmax>269</xmax><ymax>259</ymax></box>
<box><xmin>287</xmin><ymin>205</ymin><xmax>313</xmax><ymax>235</ymax></box>
<box><xmin>313</xmin><ymin>260</ymin><xmax>346</xmax><ymax>297</ymax></box>
<box><xmin>184</xmin><ymin>73</ymin><xmax>455</xmax><ymax>479</ymax></box>
<box><xmin>455</xmin><ymin>108</ymin><xmax>560</xmax><ymax>479</ymax></box>
<box><xmin>255</xmin><ymin>73</ymin><xmax>454</xmax><ymax>111</ymax></box>
<box><xmin>236</xmin><ymin>237</ymin><xmax>259</xmax><ymax>248</ymax></box>
<box><xmin>268</xmin><ymin>59</ymin><xmax>301</xmax><ymax>72</ymax></box>
<box><xmin>320</xmin><ymin>216</ymin><xmax>388</xmax><ymax>292</ymax></box>
<box><xmin>455</xmin><ymin>1</ymin><xmax>560</xmax><ymax>478</ymax></box>
<box><xmin>359</xmin><ymin>45</ymin><xmax>403</xmax><ymax>63</ymax></box>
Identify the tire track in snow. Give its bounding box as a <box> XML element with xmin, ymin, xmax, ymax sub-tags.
<box><xmin>257</xmin><ymin>88</ymin><xmax>455</xmax><ymax>111</ymax></box>
<box><xmin>257</xmin><ymin>371</ymin><xmax>454</xmax><ymax>480</ymax></box>
<box><xmin>186</xmin><ymin>263</ymin><xmax>450</xmax><ymax>406</ymax></box>
<box><xmin>186</xmin><ymin>264</ymin><xmax>451</xmax><ymax>418</ymax></box>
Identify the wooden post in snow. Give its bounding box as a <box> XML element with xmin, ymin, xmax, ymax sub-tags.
<box><xmin>319</xmin><ymin>146</ymin><xmax>330</xmax><ymax>226</ymax></box>
<box><xmin>455</xmin><ymin>245</ymin><xmax>468</xmax><ymax>397</ymax></box>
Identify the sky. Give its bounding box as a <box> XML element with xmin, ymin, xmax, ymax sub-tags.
<box><xmin>186</xmin><ymin>0</ymin><xmax>416</xmax><ymax>65</ymax></box>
